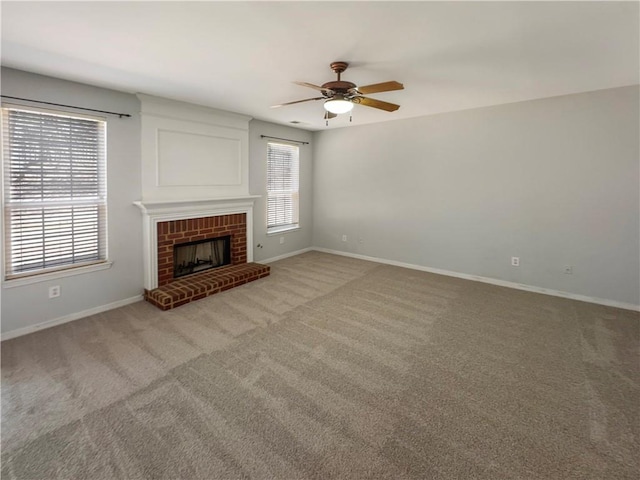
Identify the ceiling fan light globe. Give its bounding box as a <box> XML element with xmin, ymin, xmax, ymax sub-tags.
<box><xmin>324</xmin><ymin>98</ymin><xmax>353</xmax><ymax>114</ymax></box>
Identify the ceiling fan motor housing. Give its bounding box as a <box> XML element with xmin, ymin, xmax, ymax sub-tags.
<box><xmin>322</xmin><ymin>61</ymin><xmax>356</xmax><ymax>96</ymax></box>
<box><xmin>321</xmin><ymin>80</ymin><xmax>357</xmax><ymax>96</ymax></box>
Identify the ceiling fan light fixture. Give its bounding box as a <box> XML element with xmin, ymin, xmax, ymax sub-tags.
<box><xmin>324</xmin><ymin>96</ymin><xmax>353</xmax><ymax>114</ymax></box>
<box><xmin>275</xmin><ymin>63</ymin><xmax>403</xmax><ymax>121</ymax></box>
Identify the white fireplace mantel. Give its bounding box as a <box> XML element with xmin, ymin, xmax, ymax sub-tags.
<box><xmin>134</xmin><ymin>196</ymin><xmax>260</xmax><ymax>290</ymax></box>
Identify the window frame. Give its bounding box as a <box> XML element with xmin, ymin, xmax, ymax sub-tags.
<box><xmin>266</xmin><ymin>141</ymin><xmax>300</xmax><ymax>235</ymax></box>
<box><xmin>1</xmin><ymin>103</ymin><xmax>110</xmax><ymax>284</ymax></box>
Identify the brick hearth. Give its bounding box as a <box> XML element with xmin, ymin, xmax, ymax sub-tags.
<box><xmin>145</xmin><ymin>262</ymin><xmax>270</xmax><ymax>310</ymax></box>
<box><xmin>144</xmin><ymin>213</ymin><xmax>269</xmax><ymax>310</ymax></box>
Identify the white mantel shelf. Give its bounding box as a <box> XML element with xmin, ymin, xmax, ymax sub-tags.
<box><xmin>134</xmin><ymin>196</ymin><xmax>260</xmax><ymax>290</ymax></box>
<box><xmin>134</xmin><ymin>196</ymin><xmax>260</xmax><ymax>215</ymax></box>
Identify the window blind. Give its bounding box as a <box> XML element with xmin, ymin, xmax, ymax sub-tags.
<box><xmin>267</xmin><ymin>142</ymin><xmax>299</xmax><ymax>230</ymax></box>
<box><xmin>3</xmin><ymin>107</ymin><xmax>107</xmax><ymax>277</ymax></box>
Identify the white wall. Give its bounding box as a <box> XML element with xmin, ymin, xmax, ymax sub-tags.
<box><xmin>249</xmin><ymin>120</ymin><xmax>313</xmax><ymax>261</ymax></box>
<box><xmin>2</xmin><ymin>67</ymin><xmax>636</xmax><ymax>337</ymax></box>
<box><xmin>1</xmin><ymin>68</ymin><xmax>143</xmax><ymax>335</ymax></box>
<box><xmin>313</xmin><ymin>86</ymin><xmax>640</xmax><ymax>307</ymax></box>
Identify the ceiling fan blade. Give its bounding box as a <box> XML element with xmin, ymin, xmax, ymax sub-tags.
<box><xmin>271</xmin><ymin>97</ymin><xmax>324</xmax><ymax>108</ymax></box>
<box><xmin>355</xmin><ymin>81</ymin><xmax>404</xmax><ymax>95</ymax></box>
<box><xmin>324</xmin><ymin>111</ymin><xmax>337</xmax><ymax>120</ymax></box>
<box><xmin>354</xmin><ymin>96</ymin><xmax>400</xmax><ymax>112</ymax></box>
<box><xmin>294</xmin><ymin>81</ymin><xmax>334</xmax><ymax>94</ymax></box>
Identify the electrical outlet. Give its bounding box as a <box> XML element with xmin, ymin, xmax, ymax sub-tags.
<box><xmin>342</xmin><ymin>234</ymin><xmax>347</xmax><ymax>242</ymax></box>
<box><xmin>49</xmin><ymin>285</ymin><xmax>61</xmax><ymax>298</ymax></box>
<box><xmin>511</xmin><ymin>257</ymin><xmax>520</xmax><ymax>267</ymax></box>
<box><xmin>279</xmin><ymin>236</ymin><xmax>284</xmax><ymax>245</ymax></box>
<box><xmin>358</xmin><ymin>237</ymin><xmax>364</xmax><ymax>244</ymax></box>
<box><xmin>564</xmin><ymin>265</ymin><xmax>573</xmax><ymax>274</ymax></box>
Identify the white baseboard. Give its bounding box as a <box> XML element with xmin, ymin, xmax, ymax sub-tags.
<box><xmin>1</xmin><ymin>294</ymin><xmax>144</xmax><ymax>341</ymax></box>
<box><xmin>313</xmin><ymin>247</ymin><xmax>640</xmax><ymax>312</ymax></box>
<box><xmin>3</xmin><ymin>246</ymin><xmax>636</xmax><ymax>342</ymax></box>
<box><xmin>259</xmin><ymin>247</ymin><xmax>314</xmax><ymax>264</ymax></box>
<box><xmin>1</xmin><ymin>247</ymin><xmax>310</xmax><ymax>341</ymax></box>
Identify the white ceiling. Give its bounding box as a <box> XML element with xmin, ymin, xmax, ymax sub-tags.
<box><xmin>1</xmin><ymin>1</ymin><xmax>638</xmax><ymax>131</ymax></box>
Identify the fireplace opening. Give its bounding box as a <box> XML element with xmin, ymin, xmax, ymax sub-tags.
<box><xmin>173</xmin><ymin>235</ymin><xmax>231</xmax><ymax>278</ymax></box>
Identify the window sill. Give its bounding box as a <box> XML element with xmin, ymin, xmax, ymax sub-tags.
<box><xmin>267</xmin><ymin>225</ymin><xmax>300</xmax><ymax>236</ymax></box>
<box><xmin>3</xmin><ymin>261</ymin><xmax>113</xmax><ymax>288</ymax></box>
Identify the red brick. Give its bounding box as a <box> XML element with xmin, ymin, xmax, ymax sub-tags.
<box><xmin>151</xmin><ymin>213</ymin><xmax>259</xmax><ymax>308</ymax></box>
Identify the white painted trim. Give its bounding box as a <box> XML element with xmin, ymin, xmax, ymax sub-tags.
<box><xmin>0</xmin><ymin>294</ymin><xmax>144</xmax><ymax>341</ymax></box>
<box><xmin>267</xmin><ymin>225</ymin><xmax>301</xmax><ymax>236</ymax></box>
<box><xmin>133</xmin><ymin>196</ymin><xmax>260</xmax><ymax>213</ymax></box>
<box><xmin>313</xmin><ymin>248</ymin><xmax>640</xmax><ymax>312</ymax></box>
<box><xmin>3</xmin><ymin>247</ymin><xmax>635</xmax><ymax>341</ymax></box>
<box><xmin>260</xmin><ymin>247</ymin><xmax>313</xmax><ymax>264</ymax></box>
<box><xmin>3</xmin><ymin>261</ymin><xmax>113</xmax><ymax>288</ymax></box>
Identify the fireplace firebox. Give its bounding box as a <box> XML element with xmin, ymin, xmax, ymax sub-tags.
<box><xmin>173</xmin><ymin>235</ymin><xmax>230</xmax><ymax>278</ymax></box>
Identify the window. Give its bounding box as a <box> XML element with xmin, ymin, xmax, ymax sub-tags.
<box><xmin>267</xmin><ymin>142</ymin><xmax>299</xmax><ymax>233</ymax></box>
<box><xmin>2</xmin><ymin>106</ymin><xmax>107</xmax><ymax>279</ymax></box>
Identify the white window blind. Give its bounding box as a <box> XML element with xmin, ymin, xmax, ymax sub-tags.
<box><xmin>267</xmin><ymin>142</ymin><xmax>299</xmax><ymax>231</ymax></box>
<box><xmin>2</xmin><ymin>106</ymin><xmax>107</xmax><ymax>278</ymax></box>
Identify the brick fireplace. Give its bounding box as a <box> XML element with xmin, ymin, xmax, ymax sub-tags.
<box><xmin>157</xmin><ymin>213</ymin><xmax>247</xmax><ymax>286</ymax></box>
<box><xmin>135</xmin><ymin>197</ymin><xmax>269</xmax><ymax>310</ymax></box>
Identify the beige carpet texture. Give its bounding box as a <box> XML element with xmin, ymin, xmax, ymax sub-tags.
<box><xmin>1</xmin><ymin>251</ymin><xmax>638</xmax><ymax>479</ymax></box>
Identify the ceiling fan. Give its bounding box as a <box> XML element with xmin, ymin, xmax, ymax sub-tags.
<box><xmin>271</xmin><ymin>62</ymin><xmax>404</xmax><ymax>121</ymax></box>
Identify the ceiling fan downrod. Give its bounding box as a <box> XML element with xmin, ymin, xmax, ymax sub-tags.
<box><xmin>330</xmin><ymin>61</ymin><xmax>349</xmax><ymax>81</ymax></box>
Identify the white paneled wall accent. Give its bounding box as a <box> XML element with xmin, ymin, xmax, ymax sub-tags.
<box><xmin>138</xmin><ymin>94</ymin><xmax>252</xmax><ymax>200</ymax></box>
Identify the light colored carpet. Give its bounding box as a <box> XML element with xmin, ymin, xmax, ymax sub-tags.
<box><xmin>1</xmin><ymin>251</ymin><xmax>638</xmax><ymax>479</ymax></box>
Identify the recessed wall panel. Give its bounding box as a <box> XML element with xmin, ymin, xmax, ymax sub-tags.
<box><xmin>157</xmin><ymin>130</ymin><xmax>241</xmax><ymax>186</ymax></box>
